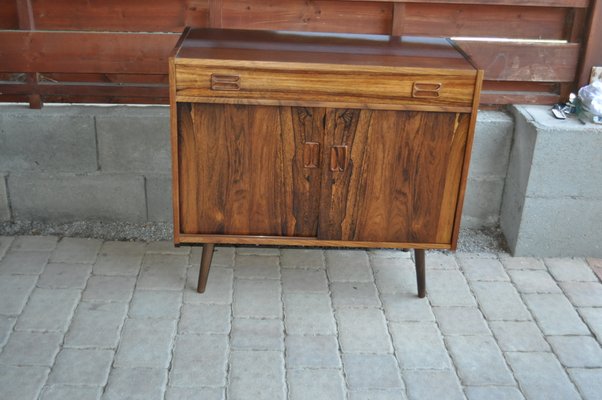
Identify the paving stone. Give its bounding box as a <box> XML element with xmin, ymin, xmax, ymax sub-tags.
<box><xmin>114</xmin><ymin>319</ymin><xmax>176</xmax><ymax>368</ymax></box>
<box><xmin>368</xmin><ymin>249</ymin><xmax>411</xmax><ymax>259</ymax></box>
<box><xmin>331</xmin><ymin>282</ymin><xmax>381</xmax><ymax>308</ymax></box>
<box><xmin>48</xmin><ymin>348</ymin><xmax>114</xmax><ymax>386</ymax></box>
<box><xmin>336</xmin><ymin>308</ymin><xmax>392</xmax><ymax>353</ymax></box>
<box><xmin>234</xmin><ymin>279</ymin><xmax>282</xmax><ymax>319</ymax></box>
<box><xmin>231</xmin><ymin>318</ymin><xmax>283</xmax><ymax>351</ymax></box>
<box><xmin>428</xmin><ymin>269</ymin><xmax>471</xmax><ymax>292</ymax></box>
<box><xmin>524</xmin><ymin>293</ymin><xmax>590</xmax><ymax>335</ymax></box>
<box><xmin>499</xmin><ymin>255</ymin><xmax>546</xmax><ymax>270</ymax></box>
<box><xmin>0</xmin><ymin>365</ymin><xmax>49</xmax><ymax>400</ymax></box>
<box><xmin>548</xmin><ymin>336</ymin><xmax>602</xmax><ymax>368</ymax></box>
<box><xmin>567</xmin><ymin>368</ymin><xmax>602</xmax><ymax>400</ymax></box>
<box><xmin>170</xmin><ymin>334</ymin><xmax>228</xmax><ymax>387</ymax></box>
<box><xmin>507</xmin><ymin>270</ymin><xmax>562</xmax><ymax>293</ymax></box>
<box><xmin>506</xmin><ymin>352</ymin><xmax>580</xmax><ymax>400</ymax></box>
<box><xmin>145</xmin><ymin>241</ymin><xmax>191</xmax><ymax>255</ymax></box>
<box><xmin>129</xmin><ymin>290</ymin><xmax>182</xmax><ymax>319</ymax></box>
<box><xmin>281</xmin><ymin>248</ymin><xmax>325</xmax><ymax>269</ymax></box>
<box><xmin>446</xmin><ymin>335</ymin><xmax>515</xmax><ymax>386</ymax></box>
<box><xmin>103</xmin><ymin>368</ymin><xmax>167</xmax><ymax>400</ymax></box>
<box><xmin>286</xmin><ymin>335</ymin><xmax>340</xmax><ymax>368</ymax></box>
<box><xmin>464</xmin><ymin>386</ymin><xmax>525</xmax><ymax>400</ymax></box>
<box><xmin>50</xmin><ymin>238</ymin><xmax>102</xmax><ymax>264</ymax></box>
<box><xmin>64</xmin><ymin>302</ymin><xmax>128</xmax><ymax>349</ymax></box>
<box><xmin>587</xmin><ymin>257</ymin><xmax>602</xmax><ymax>269</ymax></box>
<box><xmin>0</xmin><ymin>236</ymin><xmax>14</xmax><ymax>258</ymax></box>
<box><xmin>234</xmin><ymin>255</ymin><xmax>280</xmax><ymax>279</ymax></box>
<box><xmin>348</xmin><ymin>390</ymin><xmax>407</xmax><ymax>400</ymax></box>
<box><xmin>282</xmin><ymin>269</ymin><xmax>328</xmax><ymax>293</ymax></box>
<box><xmin>165</xmin><ymin>387</ymin><xmax>225</xmax><ymax>400</ymax></box>
<box><xmin>489</xmin><ymin>321</ymin><xmax>550</xmax><ymax>352</ymax></box>
<box><xmin>560</xmin><ymin>281</ymin><xmax>602</xmax><ymax>307</ymax></box>
<box><xmin>579</xmin><ymin>307</ymin><xmax>602</xmax><ymax>341</ymax></box>
<box><xmin>389</xmin><ymin>322</ymin><xmax>451</xmax><ymax>369</ymax></box>
<box><xmin>228</xmin><ymin>350</ymin><xmax>286</xmax><ymax>400</ymax></box>
<box><xmin>0</xmin><ymin>315</ymin><xmax>16</xmax><ymax>347</ymax></box>
<box><xmin>0</xmin><ymin>331</ymin><xmax>62</xmax><ymax>366</ymax></box>
<box><xmin>343</xmin><ymin>354</ymin><xmax>403</xmax><ymax>390</ymax></box>
<box><xmin>458</xmin><ymin>257</ymin><xmax>509</xmax><ymax>281</ymax></box>
<box><xmin>425</xmin><ymin>252</ymin><xmax>459</xmax><ymax>270</ymax></box>
<box><xmin>432</xmin><ymin>307</ymin><xmax>489</xmax><ymax>336</ymax></box>
<box><xmin>178</xmin><ymin>303</ymin><xmax>230</xmax><ymax>334</ymax></box>
<box><xmin>92</xmin><ymin>241</ymin><xmax>145</xmax><ymax>276</ymax></box>
<box><xmin>236</xmin><ymin>246</ymin><xmax>280</xmax><ymax>256</ymax></box>
<box><xmin>545</xmin><ymin>257</ymin><xmax>598</xmax><ymax>282</ymax></box>
<box><xmin>284</xmin><ymin>293</ymin><xmax>336</xmax><ymax>335</ymax></box>
<box><xmin>0</xmin><ymin>275</ymin><xmax>37</xmax><ymax>315</ymax></box>
<box><xmin>381</xmin><ymin>293</ymin><xmax>435</xmax><ymax>322</ymax></box>
<box><xmin>83</xmin><ymin>276</ymin><xmax>136</xmax><ymax>302</ymax></box>
<box><xmin>288</xmin><ymin>368</ymin><xmax>346</xmax><ymax>400</ymax></box>
<box><xmin>184</xmin><ymin>266</ymin><xmax>233</xmax><ymax>305</ymax></box>
<box><xmin>403</xmin><ymin>369</ymin><xmax>464</xmax><ymax>400</ymax></box>
<box><xmin>372</xmin><ymin>258</ymin><xmax>416</xmax><ymax>294</ymax></box>
<box><xmin>137</xmin><ymin>255</ymin><xmax>187</xmax><ymax>291</ymax></box>
<box><xmin>40</xmin><ymin>385</ymin><xmax>102</xmax><ymax>400</ymax></box>
<box><xmin>16</xmin><ymin>288</ymin><xmax>80</xmax><ymax>332</ymax></box>
<box><xmin>0</xmin><ymin>251</ymin><xmax>50</xmax><ymax>275</ymax></box>
<box><xmin>37</xmin><ymin>263</ymin><xmax>91</xmax><ymax>288</ymax></box>
<box><xmin>427</xmin><ymin>287</ymin><xmax>478</xmax><ymax>307</ymax></box>
<box><xmin>326</xmin><ymin>250</ymin><xmax>373</xmax><ymax>282</ymax></box>
<box><xmin>471</xmin><ymin>281</ymin><xmax>531</xmax><ymax>321</ymax></box>
<box><xmin>10</xmin><ymin>236</ymin><xmax>58</xmax><ymax>252</ymax></box>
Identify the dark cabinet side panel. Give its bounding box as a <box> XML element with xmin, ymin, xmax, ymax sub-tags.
<box><xmin>177</xmin><ymin>103</ymin><xmax>323</xmax><ymax>236</ymax></box>
<box><xmin>318</xmin><ymin>109</ymin><xmax>470</xmax><ymax>244</ymax></box>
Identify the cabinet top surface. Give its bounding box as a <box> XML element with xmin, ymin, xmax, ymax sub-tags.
<box><xmin>173</xmin><ymin>28</ymin><xmax>477</xmax><ymax>73</ymax></box>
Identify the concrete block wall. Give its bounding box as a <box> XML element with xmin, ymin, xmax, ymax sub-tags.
<box><xmin>501</xmin><ymin>105</ymin><xmax>602</xmax><ymax>257</ymax></box>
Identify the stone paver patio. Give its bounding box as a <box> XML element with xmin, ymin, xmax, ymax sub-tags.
<box><xmin>0</xmin><ymin>235</ymin><xmax>601</xmax><ymax>400</ymax></box>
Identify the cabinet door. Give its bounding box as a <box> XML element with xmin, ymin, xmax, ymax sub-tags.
<box><xmin>318</xmin><ymin>109</ymin><xmax>470</xmax><ymax>244</ymax></box>
<box><xmin>177</xmin><ymin>103</ymin><xmax>324</xmax><ymax>236</ymax></box>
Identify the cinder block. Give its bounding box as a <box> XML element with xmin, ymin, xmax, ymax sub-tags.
<box><xmin>0</xmin><ymin>106</ymin><xmax>97</xmax><ymax>172</ymax></box>
<box><xmin>8</xmin><ymin>173</ymin><xmax>146</xmax><ymax>222</ymax></box>
<box><xmin>513</xmin><ymin>197</ymin><xmax>602</xmax><ymax>257</ymax></box>
<box><xmin>146</xmin><ymin>174</ymin><xmax>173</xmax><ymax>222</ymax></box>
<box><xmin>0</xmin><ymin>173</ymin><xmax>9</xmax><ymax>221</ymax></box>
<box><xmin>469</xmin><ymin>111</ymin><xmax>514</xmax><ymax>178</ymax></box>
<box><xmin>96</xmin><ymin>106</ymin><xmax>170</xmax><ymax>173</ymax></box>
<box><xmin>461</xmin><ymin>177</ymin><xmax>505</xmax><ymax>228</ymax></box>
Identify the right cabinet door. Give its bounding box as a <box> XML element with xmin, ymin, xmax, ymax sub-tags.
<box><xmin>318</xmin><ymin>108</ymin><xmax>471</xmax><ymax>244</ymax></box>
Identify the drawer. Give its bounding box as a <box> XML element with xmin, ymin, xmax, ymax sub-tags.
<box><xmin>174</xmin><ymin>63</ymin><xmax>476</xmax><ymax>109</ymax></box>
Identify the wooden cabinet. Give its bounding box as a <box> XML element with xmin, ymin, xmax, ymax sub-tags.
<box><xmin>170</xmin><ymin>28</ymin><xmax>483</xmax><ymax>297</ymax></box>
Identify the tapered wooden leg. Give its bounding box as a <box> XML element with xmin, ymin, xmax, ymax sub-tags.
<box><xmin>414</xmin><ymin>249</ymin><xmax>426</xmax><ymax>298</ymax></box>
<box><xmin>197</xmin><ymin>243</ymin><xmax>215</xmax><ymax>293</ymax></box>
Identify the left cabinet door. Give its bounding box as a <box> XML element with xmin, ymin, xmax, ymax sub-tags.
<box><xmin>176</xmin><ymin>103</ymin><xmax>324</xmax><ymax>237</ymax></box>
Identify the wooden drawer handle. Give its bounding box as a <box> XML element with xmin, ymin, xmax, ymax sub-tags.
<box><xmin>303</xmin><ymin>142</ymin><xmax>320</xmax><ymax>169</ymax></box>
<box><xmin>211</xmin><ymin>74</ymin><xmax>241</xmax><ymax>91</ymax></box>
<box><xmin>330</xmin><ymin>145</ymin><xmax>347</xmax><ymax>172</ymax></box>
<box><xmin>412</xmin><ymin>82</ymin><xmax>442</xmax><ymax>98</ymax></box>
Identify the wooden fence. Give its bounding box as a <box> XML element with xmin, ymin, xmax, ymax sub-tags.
<box><xmin>0</xmin><ymin>0</ymin><xmax>600</xmax><ymax>107</ymax></box>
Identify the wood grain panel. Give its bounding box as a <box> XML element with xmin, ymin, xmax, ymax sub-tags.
<box><xmin>0</xmin><ymin>0</ymin><xmax>18</xmax><ymax>29</ymax></box>
<box><xmin>351</xmin><ymin>0</ymin><xmax>589</xmax><ymax>7</ymax></box>
<box><xmin>30</xmin><ymin>0</ymin><xmax>208</xmax><ymax>31</ymax></box>
<box><xmin>177</xmin><ymin>103</ymin><xmax>322</xmax><ymax>236</ymax></box>
<box><xmin>0</xmin><ymin>31</ymin><xmax>178</xmax><ymax>74</ymax></box>
<box><xmin>221</xmin><ymin>0</ymin><xmax>393</xmax><ymax>34</ymax></box>
<box><xmin>455</xmin><ymin>40</ymin><xmax>580</xmax><ymax>82</ymax></box>
<box><xmin>318</xmin><ymin>109</ymin><xmax>468</xmax><ymax>244</ymax></box>
<box><xmin>398</xmin><ymin>3</ymin><xmax>569</xmax><ymax>39</ymax></box>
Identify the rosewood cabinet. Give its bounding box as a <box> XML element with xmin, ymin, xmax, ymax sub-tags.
<box><xmin>170</xmin><ymin>28</ymin><xmax>483</xmax><ymax>297</ymax></box>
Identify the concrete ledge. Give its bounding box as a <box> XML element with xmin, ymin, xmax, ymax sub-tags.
<box><xmin>0</xmin><ymin>173</ymin><xmax>9</xmax><ymax>221</ymax></box>
<box><xmin>8</xmin><ymin>173</ymin><xmax>147</xmax><ymax>223</ymax></box>
<box><xmin>502</xmin><ymin>105</ymin><xmax>602</xmax><ymax>257</ymax></box>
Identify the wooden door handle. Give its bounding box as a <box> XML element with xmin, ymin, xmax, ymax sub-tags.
<box><xmin>330</xmin><ymin>145</ymin><xmax>347</xmax><ymax>172</ymax></box>
<box><xmin>303</xmin><ymin>142</ymin><xmax>320</xmax><ymax>169</ymax></box>
<box><xmin>412</xmin><ymin>82</ymin><xmax>442</xmax><ymax>98</ymax></box>
<box><xmin>210</xmin><ymin>74</ymin><xmax>241</xmax><ymax>91</ymax></box>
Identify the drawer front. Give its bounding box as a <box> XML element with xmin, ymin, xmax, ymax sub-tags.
<box><xmin>174</xmin><ymin>64</ymin><xmax>476</xmax><ymax>108</ymax></box>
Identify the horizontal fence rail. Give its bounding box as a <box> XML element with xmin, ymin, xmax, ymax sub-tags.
<box><xmin>0</xmin><ymin>0</ymin><xmax>600</xmax><ymax>107</ymax></box>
